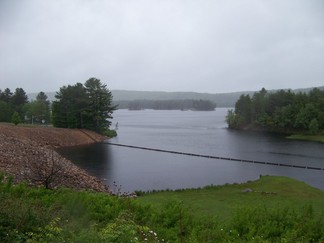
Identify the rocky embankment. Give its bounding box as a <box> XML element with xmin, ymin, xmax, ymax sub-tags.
<box><xmin>0</xmin><ymin>124</ymin><xmax>110</xmax><ymax>192</ymax></box>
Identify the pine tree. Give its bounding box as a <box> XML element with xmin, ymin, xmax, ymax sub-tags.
<box><xmin>52</xmin><ymin>78</ymin><xmax>117</xmax><ymax>134</ymax></box>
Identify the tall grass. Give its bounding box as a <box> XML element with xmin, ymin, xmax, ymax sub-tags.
<box><xmin>1</xmin><ymin>174</ymin><xmax>324</xmax><ymax>242</ymax></box>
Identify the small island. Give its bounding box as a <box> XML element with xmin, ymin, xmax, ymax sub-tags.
<box><xmin>122</xmin><ymin>99</ymin><xmax>216</xmax><ymax>111</ymax></box>
<box><xmin>226</xmin><ymin>88</ymin><xmax>324</xmax><ymax>142</ymax></box>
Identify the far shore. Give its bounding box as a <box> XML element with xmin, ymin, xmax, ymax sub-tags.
<box><xmin>235</xmin><ymin>123</ymin><xmax>324</xmax><ymax>144</ymax></box>
<box><xmin>286</xmin><ymin>134</ymin><xmax>324</xmax><ymax>143</ymax></box>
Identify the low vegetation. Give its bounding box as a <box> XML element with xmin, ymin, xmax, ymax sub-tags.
<box><xmin>286</xmin><ymin>134</ymin><xmax>324</xmax><ymax>143</ymax></box>
<box><xmin>1</xmin><ymin>175</ymin><xmax>324</xmax><ymax>242</ymax></box>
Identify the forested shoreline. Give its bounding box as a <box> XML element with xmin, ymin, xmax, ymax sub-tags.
<box><xmin>226</xmin><ymin>88</ymin><xmax>324</xmax><ymax>135</ymax></box>
<box><xmin>0</xmin><ymin>87</ymin><xmax>48</xmax><ymax>125</ymax></box>
<box><xmin>0</xmin><ymin>77</ymin><xmax>117</xmax><ymax>136</ymax></box>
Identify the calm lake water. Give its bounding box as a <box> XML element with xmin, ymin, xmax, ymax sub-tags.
<box><xmin>59</xmin><ymin>108</ymin><xmax>324</xmax><ymax>192</ymax></box>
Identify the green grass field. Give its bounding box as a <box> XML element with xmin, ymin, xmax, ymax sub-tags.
<box><xmin>137</xmin><ymin>176</ymin><xmax>324</xmax><ymax>221</ymax></box>
<box><xmin>286</xmin><ymin>134</ymin><xmax>324</xmax><ymax>143</ymax></box>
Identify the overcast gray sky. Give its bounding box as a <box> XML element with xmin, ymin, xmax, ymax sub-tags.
<box><xmin>1</xmin><ymin>0</ymin><xmax>323</xmax><ymax>93</ymax></box>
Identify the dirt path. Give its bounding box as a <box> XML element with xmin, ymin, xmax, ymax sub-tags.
<box><xmin>0</xmin><ymin>124</ymin><xmax>110</xmax><ymax>192</ymax></box>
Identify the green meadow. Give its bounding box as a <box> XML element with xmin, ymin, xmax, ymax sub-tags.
<box><xmin>137</xmin><ymin>175</ymin><xmax>324</xmax><ymax>221</ymax></box>
<box><xmin>1</xmin><ymin>175</ymin><xmax>324</xmax><ymax>242</ymax></box>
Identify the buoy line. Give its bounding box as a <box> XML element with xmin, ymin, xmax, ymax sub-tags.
<box><xmin>104</xmin><ymin>142</ymin><xmax>324</xmax><ymax>171</ymax></box>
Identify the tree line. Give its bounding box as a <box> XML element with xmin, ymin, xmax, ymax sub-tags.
<box><xmin>226</xmin><ymin>88</ymin><xmax>324</xmax><ymax>134</ymax></box>
<box><xmin>0</xmin><ymin>88</ymin><xmax>50</xmax><ymax>125</ymax></box>
<box><xmin>117</xmin><ymin>99</ymin><xmax>216</xmax><ymax>111</ymax></box>
<box><xmin>0</xmin><ymin>77</ymin><xmax>116</xmax><ymax>135</ymax></box>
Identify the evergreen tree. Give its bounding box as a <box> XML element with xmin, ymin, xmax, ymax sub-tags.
<box><xmin>235</xmin><ymin>94</ymin><xmax>252</xmax><ymax>125</ymax></box>
<box><xmin>0</xmin><ymin>101</ymin><xmax>13</xmax><ymax>122</ymax></box>
<box><xmin>0</xmin><ymin>88</ymin><xmax>12</xmax><ymax>103</ymax></box>
<box><xmin>52</xmin><ymin>83</ymin><xmax>88</xmax><ymax>128</ymax></box>
<box><xmin>11</xmin><ymin>88</ymin><xmax>28</xmax><ymax>117</ymax></box>
<box><xmin>0</xmin><ymin>87</ymin><xmax>28</xmax><ymax>122</ymax></box>
<box><xmin>36</xmin><ymin>92</ymin><xmax>51</xmax><ymax>123</ymax></box>
<box><xmin>83</xmin><ymin>78</ymin><xmax>117</xmax><ymax>133</ymax></box>
<box><xmin>52</xmin><ymin>78</ymin><xmax>117</xmax><ymax>134</ymax></box>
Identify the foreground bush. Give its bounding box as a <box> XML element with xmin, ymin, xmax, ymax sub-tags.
<box><xmin>1</xmin><ymin>174</ymin><xmax>324</xmax><ymax>242</ymax></box>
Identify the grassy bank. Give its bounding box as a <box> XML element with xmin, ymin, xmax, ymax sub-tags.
<box><xmin>1</xmin><ymin>175</ymin><xmax>324</xmax><ymax>242</ymax></box>
<box><xmin>137</xmin><ymin>176</ymin><xmax>324</xmax><ymax>221</ymax></box>
<box><xmin>286</xmin><ymin>134</ymin><xmax>324</xmax><ymax>143</ymax></box>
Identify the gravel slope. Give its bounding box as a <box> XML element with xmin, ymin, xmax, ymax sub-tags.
<box><xmin>0</xmin><ymin>124</ymin><xmax>110</xmax><ymax>192</ymax></box>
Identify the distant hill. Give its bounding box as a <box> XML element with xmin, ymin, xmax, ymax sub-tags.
<box><xmin>111</xmin><ymin>90</ymin><xmax>254</xmax><ymax>107</ymax></box>
<box><xmin>27</xmin><ymin>86</ymin><xmax>324</xmax><ymax>108</ymax></box>
<box><xmin>28</xmin><ymin>90</ymin><xmax>254</xmax><ymax>107</ymax></box>
<box><xmin>111</xmin><ymin>86</ymin><xmax>324</xmax><ymax>108</ymax></box>
<box><xmin>292</xmin><ymin>86</ymin><xmax>324</xmax><ymax>93</ymax></box>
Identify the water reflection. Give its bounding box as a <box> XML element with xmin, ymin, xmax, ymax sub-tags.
<box><xmin>58</xmin><ymin>143</ymin><xmax>114</xmax><ymax>182</ymax></box>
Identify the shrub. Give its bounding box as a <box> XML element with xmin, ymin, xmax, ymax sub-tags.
<box><xmin>103</xmin><ymin>129</ymin><xmax>117</xmax><ymax>138</ymax></box>
<box><xmin>11</xmin><ymin>111</ymin><xmax>21</xmax><ymax>125</ymax></box>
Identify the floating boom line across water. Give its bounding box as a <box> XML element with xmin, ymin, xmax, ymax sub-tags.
<box><xmin>105</xmin><ymin>142</ymin><xmax>324</xmax><ymax>171</ymax></box>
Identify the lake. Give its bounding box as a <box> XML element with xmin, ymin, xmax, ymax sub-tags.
<box><xmin>59</xmin><ymin>108</ymin><xmax>324</xmax><ymax>192</ymax></box>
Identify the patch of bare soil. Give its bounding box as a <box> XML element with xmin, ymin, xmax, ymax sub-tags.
<box><xmin>0</xmin><ymin>124</ymin><xmax>110</xmax><ymax>192</ymax></box>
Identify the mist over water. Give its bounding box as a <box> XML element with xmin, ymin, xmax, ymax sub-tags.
<box><xmin>59</xmin><ymin>109</ymin><xmax>324</xmax><ymax>192</ymax></box>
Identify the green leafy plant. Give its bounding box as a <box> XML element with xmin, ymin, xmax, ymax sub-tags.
<box><xmin>11</xmin><ymin>111</ymin><xmax>21</xmax><ymax>125</ymax></box>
